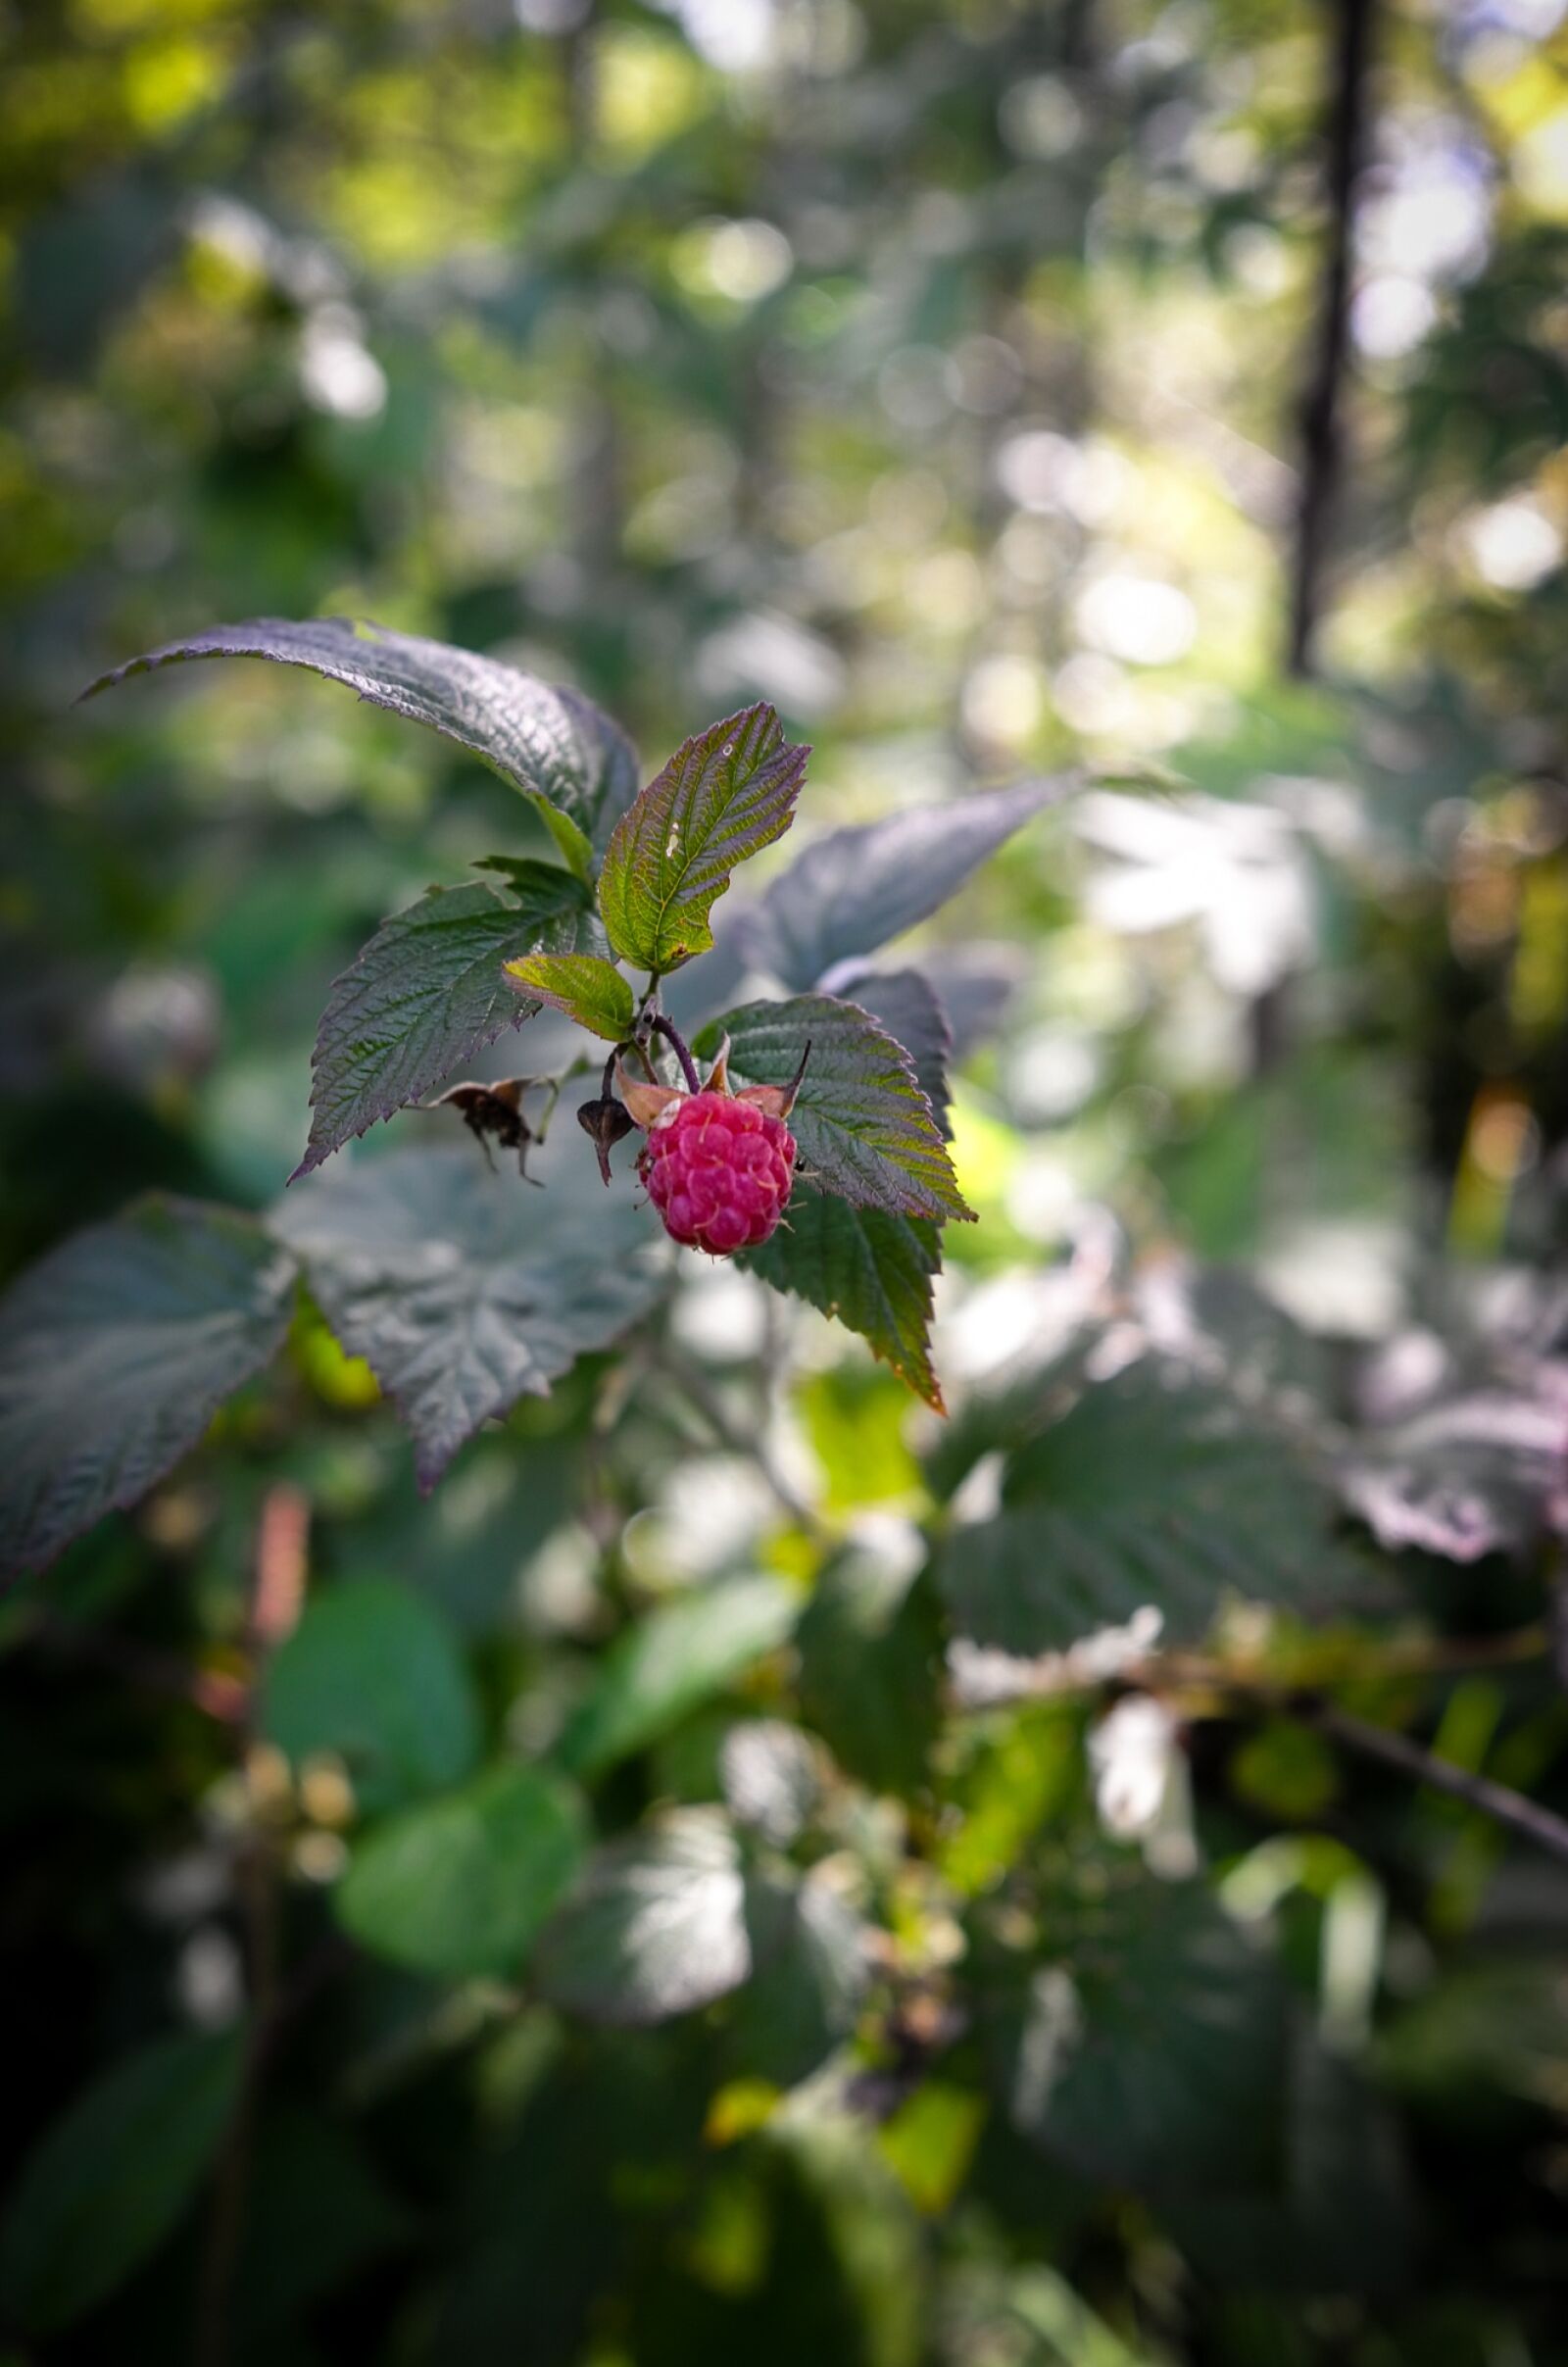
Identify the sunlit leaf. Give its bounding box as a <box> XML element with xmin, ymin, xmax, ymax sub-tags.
<box><xmin>560</xmin><ymin>1575</ymin><xmax>799</xmax><ymax>1780</ymax></box>
<box><xmin>843</xmin><ymin>967</ymin><xmax>954</xmax><ymax>1136</ymax></box>
<box><xmin>0</xmin><ymin>1199</ymin><xmax>295</xmax><ymax>1585</ymax></box>
<box><xmin>598</xmin><ymin>703</ymin><xmax>809</xmax><ymax>974</ymax></box>
<box><xmin>82</xmin><ymin>617</ymin><xmax>638</xmax><ymax>876</ymax></box>
<box><xmin>535</xmin><ymin>1809</ymin><xmax>758</xmax><ymax>2026</ymax></box>
<box><xmin>502</xmin><ymin>950</ymin><xmax>635</xmax><ymax>1044</ymax></box>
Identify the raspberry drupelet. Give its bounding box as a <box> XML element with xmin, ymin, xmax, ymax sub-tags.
<box><xmin>638</xmin><ymin>1091</ymin><xmax>796</xmax><ymax>1256</ymax></box>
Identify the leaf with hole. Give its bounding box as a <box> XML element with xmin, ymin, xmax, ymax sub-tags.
<box><xmin>502</xmin><ymin>951</ymin><xmax>635</xmax><ymax>1044</ymax></box>
<box><xmin>696</xmin><ymin>994</ymin><xmax>971</xmax><ymax>1224</ymax></box>
<box><xmin>270</xmin><ymin>1138</ymin><xmax>662</xmax><ymax>1490</ymax></box>
<box><xmin>598</xmin><ymin>703</ymin><xmax>809</xmax><ymax>973</ymax></box>
<box><xmin>82</xmin><ymin>616</ymin><xmax>638</xmax><ymax>875</ymax></box>
<box><xmin>296</xmin><ymin>869</ymin><xmax>597</xmax><ymax>1178</ymax></box>
<box><xmin>0</xmin><ymin>1198</ymin><xmax>296</xmax><ymax>1585</ymax></box>
<box><xmin>337</xmin><ymin>1761</ymin><xmax>587</xmax><ymax>1978</ymax></box>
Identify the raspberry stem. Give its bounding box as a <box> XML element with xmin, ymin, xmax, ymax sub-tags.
<box><xmin>650</xmin><ymin>1013</ymin><xmax>702</xmax><ymax>1095</ymax></box>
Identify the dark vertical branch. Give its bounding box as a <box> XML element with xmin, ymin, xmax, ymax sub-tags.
<box><xmin>1286</xmin><ymin>0</ymin><xmax>1377</xmax><ymax>680</ymax></box>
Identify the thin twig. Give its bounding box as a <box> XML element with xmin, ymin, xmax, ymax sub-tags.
<box><xmin>1287</xmin><ymin>0</ymin><xmax>1377</xmax><ymax>678</ymax></box>
<box><xmin>193</xmin><ymin>1484</ymin><xmax>309</xmax><ymax>2367</ymax></box>
<box><xmin>658</xmin><ymin>1347</ymin><xmax>833</xmax><ymax>1544</ymax></box>
<box><xmin>1306</xmin><ymin>1701</ymin><xmax>1568</xmax><ymax>1868</ymax></box>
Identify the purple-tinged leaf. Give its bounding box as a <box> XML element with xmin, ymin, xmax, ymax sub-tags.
<box><xmin>737</xmin><ymin>773</ymin><xmax>1073</xmax><ymax>991</ymax></box>
<box><xmin>598</xmin><ymin>703</ymin><xmax>810</xmax><ymax>973</ymax></box>
<box><xmin>81</xmin><ymin>617</ymin><xmax>638</xmax><ymax>877</ymax></box>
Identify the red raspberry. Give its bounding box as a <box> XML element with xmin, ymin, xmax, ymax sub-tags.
<box><xmin>637</xmin><ymin>1090</ymin><xmax>797</xmax><ymax>1257</ymax></box>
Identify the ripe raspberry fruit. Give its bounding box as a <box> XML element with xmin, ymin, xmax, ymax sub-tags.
<box><xmin>638</xmin><ymin>1090</ymin><xmax>796</xmax><ymax>1257</ymax></box>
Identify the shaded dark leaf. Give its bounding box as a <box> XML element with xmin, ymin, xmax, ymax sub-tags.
<box><xmin>83</xmin><ymin>617</ymin><xmax>638</xmax><ymax>875</ymax></box>
<box><xmin>981</xmin><ymin>1871</ymin><xmax>1285</xmax><ymax>2191</ymax></box>
<box><xmin>0</xmin><ymin>2029</ymin><xmax>245</xmax><ymax>2332</ymax></box>
<box><xmin>295</xmin><ymin>871</ymin><xmax>595</xmax><ymax>1179</ymax></box>
<box><xmin>262</xmin><ymin>1577</ymin><xmax>481</xmax><ymax>1813</ymax></box>
<box><xmin>939</xmin><ymin>1356</ymin><xmax>1370</xmax><ymax>1654</ymax></box>
<box><xmin>0</xmin><ymin>1198</ymin><xmax>295</xmax><ymax>1585</ymax></box>
<box><xmin>746</xmin><ymin>1191</ymin><xmax>945</xmax><ymax>1411</ymax></box>
<box><xmin>797</xmin><ymin>1536</ymin><xmax>943</xmax><ymax>1797</ymax></box>
<box><xmin>270</xmin><ymin>1140</ymin><xmax>662</xmax><ymax>1489</ymax></box>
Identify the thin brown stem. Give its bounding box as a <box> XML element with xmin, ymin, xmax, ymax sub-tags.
<box><xmin>659</xmin><ymin>1347</ymin><xmax>833</xmax><ymax>1544</ymax></box>
<box><xmin>1306</xmin><ymin>1701</ymin><xmax>1568</xmax><ymax>1868</ymax></box>
<box><xmin>193</xmin><ymin>1485</ymin><xmax>309</xmax><ymax>2367</ymax></box>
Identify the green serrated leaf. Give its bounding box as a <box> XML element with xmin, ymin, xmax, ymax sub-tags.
<box><xmin>502</xmin><ymin>951</ymin><xmax>634</xmax><ymax>1044</ymax></box>
<box><xmin>296</xmin><ymin>874</ymin><xmax>596</xmax><ymax>1178</ymax></box>
<box><xmin>337</xmin><ymin>1761</ymin><xmax>587</xmax><ymax>1979</ymax></box>
<box><xmin>599</xmin><ymin>703</ymin><xmax>810</xmax><ymax>973</ymax></box>
<box><xmin>981</xmin><ymin>1870</ymin><xmax>1285</xmax><ymax>2191</ymax></box>
<box><xmin>270</xmin><ymin>1137</ymin><xmax>662</xmax><ymax>1491</ymax></box>
<box><xmin>747</xmin><ymin>1189</ymin><xmax>945</xmax><ymax>1410</ymax></box>
<box><xmin>82</xmin><ymin>617</ymin><xmax>639</xmax><ymax>876</ymax></box>
<box><xmin>0</xmin><ymin>2028</ymin><xmax>245</xmax><ymax>2332</ymax></box>
<box><xmin>938</xmin><ymin>1356</ymin><xmax>1371</xmax><ymax>1653</ymax></box>
<box><xmin>262</xmin><ymin>1578</ymin><xmax>481</xmax><ymax>1812</ymax></box>
<box><xmin>845</xmin><ymin>968</ymin><xmax>954</xmax><ymax>1137</ymax></box>
<box><xmin>0</xmin><ymin>1198</ymin><xmax>296</xmax><ymax>1586</ymax></box>
<box><xmin>696</xmin><ymin>994</ymin><xmax>973</xmax><ymax>1224</ymax></box>
<box><xmin>560</xmin><ymin>1575</ymin><xmax>799</xmax><ymax>1779</ymax></box>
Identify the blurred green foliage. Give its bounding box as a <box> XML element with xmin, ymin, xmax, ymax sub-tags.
<box><xmin>5</xmin><ymin>1</ymin><xmax>1568</xmax><ymax>2363</ymax></box>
